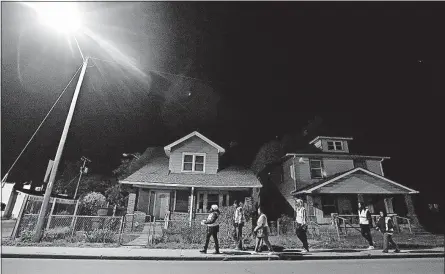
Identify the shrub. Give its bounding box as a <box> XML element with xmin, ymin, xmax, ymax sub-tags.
<box><xmin>18</xmin><ymin>230</ymin><xmax>34</xmax><ymax>242</ymax></box>
<box><xmin>42</xmin><ymin>227</ymin><xmax>71</xmax><ymax>241</ymax></box>
<box><xmin>279</xmin><ymin>214</ymin><xmax>294</xmax><ymax>235</ymax></box>
<box><xmin>80</xmin><ymin>192</ymin><xmax>107</xmax><ymax>215</ymax></box>
<box><xmin>85</xmin><ymin>229</ymin><xmax>116</xmax><ymax>243</ymax></box>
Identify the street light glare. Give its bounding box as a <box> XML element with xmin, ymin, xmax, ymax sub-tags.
<box><xmin>34</xmin><ymin>3</ymin><xmax>82</xmax><ymax>33</ymax></box>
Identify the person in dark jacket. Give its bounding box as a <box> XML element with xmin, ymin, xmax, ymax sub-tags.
<box><xmin>358</xmin><ymin>202</ymin><xmax>375</xmax><ymax>249</ymax></box>
<box><xmin>376</xmin><ymin>210</ymin><xmax>400</xmax><ymax>253</ymax></box>
<box><xmin>200</xmin><ymin>204</ymin><xmax>221</xmax><ymax>254</ymax></box>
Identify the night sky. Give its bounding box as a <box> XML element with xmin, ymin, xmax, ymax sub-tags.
<box><xmin>1</xmin><ymin>2</ymin><xmax>443</xmax><ymax>201</ymax></box>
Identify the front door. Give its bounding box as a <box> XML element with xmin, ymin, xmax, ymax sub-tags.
<box><xmin>154</xmin><ymin>192</ymin><xmax>170</xmax><ymax>220</ymax></box>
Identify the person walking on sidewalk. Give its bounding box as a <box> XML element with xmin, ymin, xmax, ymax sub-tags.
<box><xmin>253</xmin><ymin>207</ymin><xmax>273</xmax><ymax>254</ymax></box>
<box><xmin>358</xmin><ymin>202</ymin><xmax>375</xmax><ymax>250</ymax></box>
<box><xmin>200</xmin><ymin>204</ymin><xmax>221</xmax><ymax>254</ymax></box>
<box><xmin>295</xmin><ymin>199</ymin><xmax>310</xmax><ymax>253</ymax></box>
<box><xmin>234</xmin><ymin>201</ymin><xmax>246</xmax><ymax>250</ymax></box>
<box><xmin>376</xmin><ymin>210</ymin><xmax>400</xmax><ymax>253</ymax></box>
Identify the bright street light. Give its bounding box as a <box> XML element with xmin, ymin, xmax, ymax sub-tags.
<box><xmin>32</xmin><ymin>2</ymin><xmax>88</xmax><ymax>242</ymax></box>
<box><xmin>33</xmin><ymin>2</ymin><xmax>82</xmax><ymax>33</ymax></box>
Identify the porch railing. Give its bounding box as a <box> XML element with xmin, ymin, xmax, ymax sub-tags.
<box><xmin>331</xmin><ymin>213</ymin><xmax>413</xmax><ymax>235</ymax></box>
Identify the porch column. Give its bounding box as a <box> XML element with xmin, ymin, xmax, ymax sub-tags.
<box><xmin>189</xmin><ymin>187</ymin><xmax>195</xmax><ymax>223</ymax></box>
<box><xmin>127</xmin><ymin>193</ymin><xmax>136</xmax><ymax>215</ymax></box>
<box><xmin>404</xmin><ymin>194</ymin><xmax>419</xmax><ymax>225</ymax></box>
<box><xmin>3</xmin><ymin>189</ymin><xmax>18</xmax><ymax>219</ymax></box>
<box><xmin>305</xmin><ymin>195</ymin><xmax>315</xmax><ymax>223</ymax></box>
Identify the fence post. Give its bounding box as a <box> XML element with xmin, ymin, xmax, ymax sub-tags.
<box><xmin>71</xmin><ymin>216</ymin><xmax>78</xmax><ymax>237</ymax></box>
<box><xmin>118</xmin><ymin>216</ymin><xmax>124</xmax><ymax>245</ymax></box>
<box><xmin>276</xmin><ymin>219</ymin><xmax>280</xmax><ymax>236</ymax></box>
<box><xmin>11</xmin><ymin>194</ymin><xmax>29</xmax><ymax>239</ymax></box>
<box><xmin>70</xmin><ymin>200</ymin><xmax>79</xmax><ymax>229</ymax></box>
<box><xmin>46</xmin><ymin>198</ymin><xmax>58</xmax><ymax>231</ymax></box>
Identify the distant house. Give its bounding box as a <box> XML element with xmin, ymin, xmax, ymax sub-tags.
<box><xmin>120</xmin><ymin>131</ymin><xmax>262</xmax><ymax>221</ymax></box>
<box><xmin>266</xmin><ymin>136</ymin><xmax>419</xmax><ymax>225</ymax></box>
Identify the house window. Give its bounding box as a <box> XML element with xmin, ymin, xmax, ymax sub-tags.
<box><xmin>327</xmin><ymin>141</ymin><xmax>343</xmax><ymax>151</ymax></box>
<box><xmin>310</xmin><ymin>159</ymin><xmax>323</xmax><ymax>179</ymax></box>
<box><xmin>321</xmin><ymin>196</ymin><xmax>337</xmax><ymax>217</ymax></box>
<box><xmin>354</xmin><ymin>159</ymin><xmax>367</xmax><ymax>169</ymax></box>
<box><xmin>206</xmin><ymin>194</ymin><xmax>219</xmax><ymax>211</ymax></box>
<box><xmin>182</xmin><ymin>153</ymin><xmax>205</xmax><ymax>172</ymax></box>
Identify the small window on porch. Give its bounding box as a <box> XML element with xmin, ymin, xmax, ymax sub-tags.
<box><xmin>321</xmin><ymin>196</ymin><xmax>337</xmax><ymax>217</ymax></box>
<box><xmin>206</xmin><ymin>194</ymin><xmax>219</xmax><ymax>212</ymax></box>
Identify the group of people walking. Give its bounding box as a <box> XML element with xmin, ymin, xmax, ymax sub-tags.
<box><xmin>198</xmin><ymin>200</ymin><xmax>399</xmax><ymax>254</ymax></box>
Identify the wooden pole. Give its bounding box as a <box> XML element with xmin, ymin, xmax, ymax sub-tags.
<box><xmin>189</xmin><ymin>187</ymin><xmax>195</xmax><ymax>226</ymax></box>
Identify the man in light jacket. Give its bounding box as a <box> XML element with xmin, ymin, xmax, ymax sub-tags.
<box><xmin>234</xmin><ymin>201</ymin><xmax>246</xmax><ymax>250</ymax></box>
<box><xmin>200</xmin><ymin>204</ymin><xmax>221</xmax><ymax>254</ymax></box>
<box><xmin>358</xmin><ymin>202</ymin><xmax>375</xmax><ymax>249</ymax></box>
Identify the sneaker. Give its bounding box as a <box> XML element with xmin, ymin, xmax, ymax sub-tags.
<box><xmin>199</xmin><ymin>250</ymin><xmax>207</xmax><ymax>254</ymax></box>
<box><xmin>382</xmin><ymin>250</ymin><xmax>388</xmax><ymax>253</ymax></box>
<box><xmin>394</xmin><ymin>249</ymin><xmax>401</xmax><ymax>253</ymax></box>
<box><xmin>267</xmin><ymin>252</ymin><xmax>274</xmax><ymax>255</ymax></box>
<box><xmin>367</xmin><ymin>246</ymin><xmax>375</xmax><ymax>250</ymax></box>
<box><xmin>301</xmin><ymin>249</ymin><xmax>308</xmax><ymax>253</ymax></box>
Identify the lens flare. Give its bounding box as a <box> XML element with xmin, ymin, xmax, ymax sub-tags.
<box><xmin>32</xmin><ymin>2</ymin><xmax>82</xmax><ymax>33</ymax></box>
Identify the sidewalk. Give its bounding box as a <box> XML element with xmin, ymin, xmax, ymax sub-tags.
<box><xmin>2</xmin><ymin>246</ymin><xmax>443</xmax><ymax>261</ymax></box>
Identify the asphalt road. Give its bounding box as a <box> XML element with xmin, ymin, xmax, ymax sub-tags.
<box><xmin>2</xmin><ymin>258</ymin><xmax>443</xmax><ymax>274</ymax></box>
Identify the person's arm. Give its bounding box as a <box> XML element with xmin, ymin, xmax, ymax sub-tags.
<box><xmin>203</xmin><ymin>212</ymin><xmax>217</xmax><ymax>225</ymax></box>
<box><xmin>366</xmin><ymin>210</ymin><xmax>373</xmax><ymax>225</ymax></box>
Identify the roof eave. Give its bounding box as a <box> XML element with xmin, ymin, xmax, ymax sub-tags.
<box><xmin>285</xmin><ymin>153</ymin><xmax>390</xmax><ymax>160</ymax></box>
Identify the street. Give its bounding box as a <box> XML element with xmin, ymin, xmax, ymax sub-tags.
<box><xmin>2</xmin><ymin>258</ymin><xmax>443</xmax><ymax>274</ymax></box>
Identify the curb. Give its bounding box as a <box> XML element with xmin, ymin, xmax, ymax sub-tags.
<box><xmin>1</xmin><ymin>253</ymin><xmax>443</xmax><ymax>261</ymax></box>
<box><xmin>1</xmin><ymin>253</ymin><xmax>279</xmax><ymax>261</ymax></box>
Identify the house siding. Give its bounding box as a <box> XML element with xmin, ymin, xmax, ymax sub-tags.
<box><xmin>169</xmin><ymin>136</ymin><xmax>219</xmax><ymax>174</ymax></box>
<box><xmin>323</xmin><ymin>159</ymin><xmax>354</xmax><ymax>176</ymax></box>
<box><xmin>366</xmin><ymin>160</ymin><xmax>383</xmax><ymax>176</ymax></box>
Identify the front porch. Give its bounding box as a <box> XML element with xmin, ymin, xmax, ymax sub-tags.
<box><xmin>127</xmin><ymin>186</ymin><xmax>259</xmax><ymax>222</ymax></box>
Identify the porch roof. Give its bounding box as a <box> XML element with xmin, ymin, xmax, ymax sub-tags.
<box><xmin>120</xmin><ymin>156</ymin><xmax>261</xmax><ymax>188</ymax></box>
<box><xmin>291</xmin><ymin>167</ymin><xmax>418</xmax><ymax>195</ymax></box>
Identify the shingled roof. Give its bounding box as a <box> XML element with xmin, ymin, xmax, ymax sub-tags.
<box><xmin>120</xmin><ymin>155</ymin><xmax>261</xmax><ymax>188</ymax></box>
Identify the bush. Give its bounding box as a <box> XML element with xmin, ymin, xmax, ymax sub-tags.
<box><xmin>18</xmin><ymin>230</ymin><xmax>34</xmax><ymax>243</ymax></box>
<box><xmin>80</xmin><ymin>192</ymin><xmax>107</xmax><ymax>215</ymax></box>
<box><xmin>279</xmin><ymin>214</ymin><xmax>294</xmax><ymax>235</ymax></box>
<box><xmin>85</xmin><ymin>229</ymin><xmax>116</xmax><ymax>243</ymax></box>
<box><xmin>43</xmin><ymin>227</ymin><xmax>71</xmax><ymax>241</ymax></box>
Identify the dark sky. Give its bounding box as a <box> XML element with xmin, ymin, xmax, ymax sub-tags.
<box><xmin>1</xmin><ymin>2</ymin><xmax>443</xmax><ymax>200</ymax></box>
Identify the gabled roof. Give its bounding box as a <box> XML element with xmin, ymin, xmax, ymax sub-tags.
<box><xmin>164</xmin><ymin>131</ymin><xmax>225</xmax><ymax>156</ymax></box>
<box><xmin>309</xmin><ymin>136</ymin><xmax>354</xmax><ymax>145</ymax></box>
<box><xmin>291</xmin><ymin>167</ymin><xmax>418</xmax><ymax>195</ymax></box>
<box><xmin>120</xmin><ymin>155</ymin><xmax>261</xmax><ymax>188</ymax></box>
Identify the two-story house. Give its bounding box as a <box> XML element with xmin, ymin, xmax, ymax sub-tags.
<box><xmin>268</xmin><ymin>136</ymin><xmax>419</xmax><ymax>225</ymax></box>
<box><xmin>119</xmin><ymin>131</ymin><xmax>262</xmax><ymax>222</ymax></box>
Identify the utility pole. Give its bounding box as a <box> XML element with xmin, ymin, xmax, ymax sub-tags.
<box><xmin>73</xmin><ymin>156</ymin><xmax>91</xmax><ymax>199</ymax></box>
<box><xmin>32</xmin><ymin>57</ymin><xmax>89</xmax><ymax>242</ymax></box>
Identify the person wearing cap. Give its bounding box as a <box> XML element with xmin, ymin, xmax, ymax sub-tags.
<box><xmin>200</xmin><ymin>204</ymin><xmax>221</xmax><ymax>254</ymax></box>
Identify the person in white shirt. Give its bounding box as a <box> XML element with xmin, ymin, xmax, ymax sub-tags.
<box><xmin>295</xmin><ymin>199</ymin><xmax>309</xmax><ymax>252</ymax></box>
<box><xmin>234</xmin><ymin>201</ymin><xmax>246</xmax><ymax>250</ymax></box>
<box><xmin>253</xmin><ymin>206</ymin><xmax>273</xmax><ymax>254</ymax></box>
<box><xmin>358</xmin><ymin>202</ymin><xmax>375</xmax><ymax>249</ymax></box>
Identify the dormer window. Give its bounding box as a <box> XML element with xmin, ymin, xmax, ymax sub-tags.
<box><xmin>327</xmin><ymin>141</ymin><xmax>343</xmax><ymax>151</ymax></box>
<box><xmin>182</xmin><ymin>153</ymin><xmax>205</xmax><ymax>172</ymax></box>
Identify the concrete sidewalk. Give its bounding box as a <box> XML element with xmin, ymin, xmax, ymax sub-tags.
<box><xmin>1</xmin><ymin>246</ymin><xmax>444</xmax><ymax>261</ymax></box>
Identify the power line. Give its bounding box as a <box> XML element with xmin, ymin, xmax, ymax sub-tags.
<box><xmin>1</xmin><ymin>64</ymin><xmax>83</xmax><ymax>187</ymax></box>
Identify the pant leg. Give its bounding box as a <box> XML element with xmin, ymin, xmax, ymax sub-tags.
<box><xmin>237</xmin><ymin>224</ymin><xmax>244</xmax><ymax>249</ymax></box>
<box><xmin>361</xmin><ymin>225</ymin><xmax>374</xmax><ymax>246</ymax></box>
<box><xmin>255</xmin><ymin>237</ymin><xmax>262</xmax><ymax>252</ymax></box>
<box><xmin>383</xmin><ymin>233</ymin><xmax>389</xmax><ymax>251</ymax></box>
<box><xmin>388</xmin><ymin>234</ymin><xmax>399</xmax><ymax>250</ymax></box>
<box><xmin>263</xmin><ymin>234</ymin><xmax>273</xmax><ymax>252</ymax></box>
<box><xmin>297</xmin><ymin>228</ymin><xmax>309</xmax><ymax>251</ymax></box>
<box><xmin>203</xmin><ymin>230</ymin><xmax>212</xmax><ymax>251</ymax></box>
<box><xmin>212</xmin><ymin>229</ymin><xmax>220</xmax><ymax>252</ymax></box>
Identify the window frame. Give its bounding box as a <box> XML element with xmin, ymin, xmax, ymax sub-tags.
<box><xmin>309</xmin><ymin>159</ymin><xmax>323</xmax><ymax>179</ymax></box>
<box><xmin>321</xmin><ymin>196</ymin><xmax>338</xmax><ymax>217</ymax></box>
<box><xmin>327</xmin><ymin>141</ymin><xmax>344</xmax><ymax>151</ymax></box>
<box><xmin>181</xmin><ymin>152</ymin><xmax>206</xmax><ymax>173</ymax></box>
